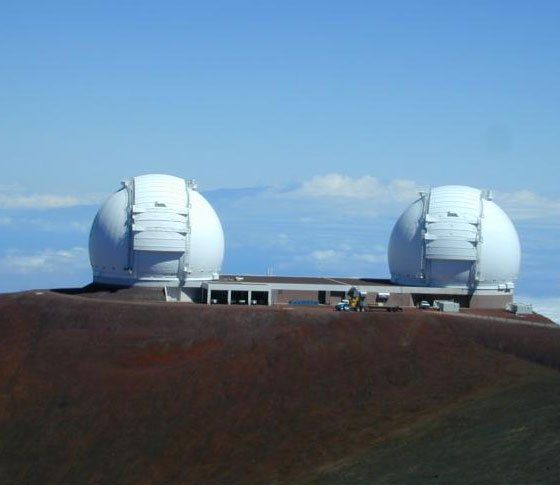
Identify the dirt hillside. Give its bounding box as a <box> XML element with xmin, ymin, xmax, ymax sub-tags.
<box><xmin>1</xmin><ymin>291</ymin><xmax>559</xmax><ymax>484</ymax></box>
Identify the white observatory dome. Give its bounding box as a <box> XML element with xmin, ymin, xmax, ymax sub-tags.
<box><xmin>388</xmin><ymin>185</ymin><xmax>520</xmax><ymax>289</ymax></box>
<box><xmin>89</xmin><ymin>174</ymin><xmax>224</xmax><ymax>286</ymax></box>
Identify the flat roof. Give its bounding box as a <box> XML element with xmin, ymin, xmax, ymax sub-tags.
<box><xmin>219</xmin><ymin>275</ymin><xmax>392</xmax><ymax>286</ymax></box>
<box><xmin>207</xmin><ymin>275</ymin><xmax>506</xmax><ymax>296</ymax></box>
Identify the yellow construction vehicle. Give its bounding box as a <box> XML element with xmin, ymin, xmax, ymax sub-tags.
<box><xmin>335</xmin><ymin>288</ymin><xmax>403</xmax><ymax>312</ymax></box>
<box><xmin>347</xmin><ymin>287</ymin><xmax>367</xmax><ymax>312</ymax></box>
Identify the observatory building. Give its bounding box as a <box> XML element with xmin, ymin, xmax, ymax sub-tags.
<box><xmin>89</xmin><ymin>174</ymin><xmax>224</xmax><ymax>300</ymax></box>
<box><xmin>388</xmin><ymin>185</ymin><xmax>520</xmax><ymax>289</ymax></box>
<box><xmin>89</xmin><ymin>178</ymin><xmax>520</xmax><ymax>309</ymax></box>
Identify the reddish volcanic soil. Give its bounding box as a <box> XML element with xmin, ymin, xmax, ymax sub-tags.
<box><xmin>1</xmin><ymin>291</ymin><xmax>559</xmax><ymax>484</ymax></box>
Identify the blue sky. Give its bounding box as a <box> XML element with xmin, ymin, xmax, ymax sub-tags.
<box><xmin>1</xmin><ymin>1</ymin><xmax>559</xmax><ymax>320</ymax></box>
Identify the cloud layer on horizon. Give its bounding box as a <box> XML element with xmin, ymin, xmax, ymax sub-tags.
<box><xmin>3</xmin><ymin>173</ymin><xmax>560</xmax><ymax>221</ymax></box>
<box><xmin>0</xmin><ymin>247</ymin><xmax>89</xmax><ymax>274</ymax></box>
<box><xmin>207</xmin><ymin>173</ymin><xmax>560</xmax><ymax>223</ymax></box>
<box><xmin>0</xmin><ymin>184</ymin><xmax>103</xmax><ymax>209</ymax></box>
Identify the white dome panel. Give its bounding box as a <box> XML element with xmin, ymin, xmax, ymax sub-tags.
<box><xmin>387</xmin><ymin>197</ymin><xmax>425</xmax><ymax>285</ymax></box>
<box><xmin>187</xmin><ymin>190</ymin><xmax>225</xmax><ymax>279</ymax></box>
<box><xmin>477</xmin><ymin>200</ymin><xmax>521</xmax><ymax>285</ymax></box>
<box><xmin>388</xmin><ymin>185</ymin><xmax>520</xmax><ymax>289</ymax></box>
<box><xmin>89</xmin><ymin>187</ymin><xmax>130</xmax><ymax>280</ymax></box>
<box><xmin>89</xmin><ymin>173</ymin><xmax>224</xmax><ymax>286</ymax></box>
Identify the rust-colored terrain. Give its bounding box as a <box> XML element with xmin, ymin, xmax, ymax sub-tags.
<box><xmin>1</xmin><ymin>291</ymin><xmax>559</xmax><ymax>484</ymax></box>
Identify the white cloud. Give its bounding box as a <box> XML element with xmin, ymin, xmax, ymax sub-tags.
<box><xmin>295</xmin><ymin>174</ymin><xmax>384</xmax><ymax>199</ymax></box>
<box><xmin>0</xmin><ymin>182</ymin><xmax>103</xmax><ymax>209</ymax></box>
<box><xmin>0</xmin><ymin>193</ymin><xmax>102</xmax><ymax>209</ymax></box>
<box><xmin>356</xmin><ymin>253</ymin><xmax>386</xmax><ymax>263</ymax></box>
<box><xmin>284</xmin><ymin>173</ymin><xmax>423</xmax><ymax>202</ymax></box>
<box><xmin>280</xmin><ymin>174</ymin><xmax>560</xmax><ymax>221</ymax></box>
<box><xmin>296</xmin><ymin>247</ymin><xmax>387</xmax><ymax>269</ymax></box>
<box><xmin>0</xmin><ymin>247</ymin><xmax>89</xmax><ymax>274</ymax></box>
<box><xmin>310</xmin><ymin>249</ymin><xmax>344</xmax><ymax>262</ymax></box>
<box><xmin>0</xmin><ymin>216</ymin><xmax>11</xmax><ymax>226</ymax></box>
<box><xmin>494</xmin><ymin>190</ymin><xmax>560</xmax><ymax>220</ymax></box>
<box><xmin>26</xmin><ymin>218</ymin><xmax>91</xmax><ymax>233</ymax></box>
<box><xmin>516</xmin><ymin>295</ymin><xmax>560</xmax><ymax>324</ymax></box>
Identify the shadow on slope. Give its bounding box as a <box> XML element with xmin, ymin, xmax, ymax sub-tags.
<box><xmin>310</xmin><ymin>376</ymin><xmax>560</xmax><ymax>484</ymax></box>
